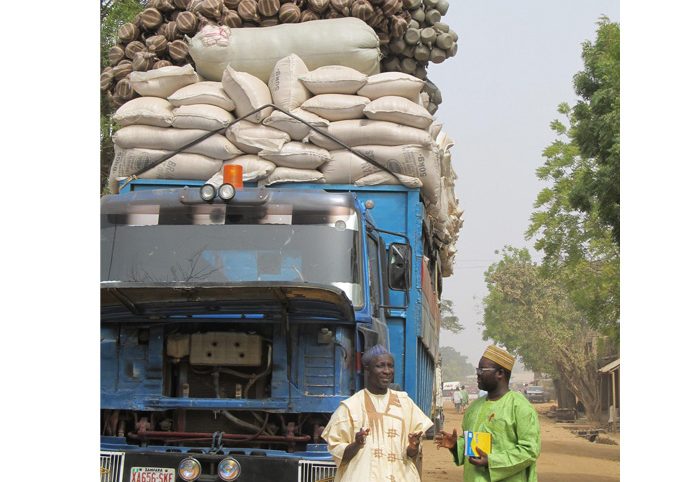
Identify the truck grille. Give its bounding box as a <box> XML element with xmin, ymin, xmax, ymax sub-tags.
<box><xmin>298</xmin><ymin>460</ymin><xmax>337</xmax><ymax>482</ymax></box>
<box><xmin>100</xmin><ymin>451</ymin><xmax>125</xmax><ymax>482</ymax></box>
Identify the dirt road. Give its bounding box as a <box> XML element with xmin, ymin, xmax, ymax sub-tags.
<box><xmin>421</xmin><ymin>401</ymin><xmax>619</xmax><ymax>481</ymax></box>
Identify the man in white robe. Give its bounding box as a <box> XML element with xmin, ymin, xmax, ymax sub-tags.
<box><xmin>321</xmin><ymin>345</ymin><xmax>433</xmax><ymax>482</ymax></box>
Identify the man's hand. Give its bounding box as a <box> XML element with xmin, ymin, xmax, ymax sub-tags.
<box><xmin>407</xmin><ymin>431</ymin><xmax>423</xmax><ymax>458</ymax></box>
<box><xmin>354</xmin><ymin>427</ymin><xmax>370</xmax><ymax>446</ymax></box>
<box><xmin>342</xmin><ymin>428</ymin><xmax>370</xmax><ymax>465</ymax></box>
<box><xmin>468</xmin><ymin>446</ymin><xmax>489</xmax><ymax>467</ymax></box>
<box><xmin>434</xmin><ymin>428</ymin><xmax>458</xmax><ymax>450</ymax></box>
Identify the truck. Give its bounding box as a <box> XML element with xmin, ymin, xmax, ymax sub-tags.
<box><xmin>100</xmin><ymin>131</ymin><xmax>447</xmax><ymax>481</ymax></box>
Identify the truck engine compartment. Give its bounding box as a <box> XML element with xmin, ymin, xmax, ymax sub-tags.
<box><xmin>101</xmin><ymin>319</ymin><xmax>355</xmax><ymax>453</ymax></box>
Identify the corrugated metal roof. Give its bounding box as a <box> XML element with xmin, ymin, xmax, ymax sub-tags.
<box><xmin>599</xmin><ymin>358</ymin><xmax>620</xmax><ymax>373</ymax></box>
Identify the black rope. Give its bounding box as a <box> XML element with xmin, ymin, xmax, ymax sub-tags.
<box><xmin>118</xmin><ymin>103</ymin><xmax>404</xmax><ymax>191</ymax></box>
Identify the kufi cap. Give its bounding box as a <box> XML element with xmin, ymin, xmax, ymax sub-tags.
<box><xmin>361</xmin><ymin>345</ymin><xmax>391</xmax><ymax>366</ymax></box>
<box><xmin>482</xmin><ymin>345</ymin><xmax>515</xmax><ymax>371</ymax></box>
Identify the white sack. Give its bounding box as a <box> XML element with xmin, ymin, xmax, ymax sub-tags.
<box><xmin>301</xmin><ymin>94</ymin><xmax>370</xmax><ymax>121</ymax></box>
<box><xmin>308</xmin><ymin>119</ymin><xmax>433</xmax><ymax>150</ymax></box>
<box><xmin>129</xmin><ymin>65</ymin><xmax>200</xmax><ymax>98</ymax></box>
<box><xmin>172</xmin><ymin>104</ymin><xmax>234</xmax><ymax>130</ymax></box>
<box><xmin>206</xmin><ymin>156</ymin><xmax>276</xmax><ymax>183</ymax></box>
<box><xmin>225</xmin><ymin>120</ymin><xmax>291</xmax><ymax>154</ymax></box>
<box><xmin>268</xmin><ymin>54</ymin><xmax>311</xmax><ymax>111</ymax></box>
<box><xmin>429</xmin><ymin>121</ymin><xmax>443</xmax><ymax>140</ymax></box>
<box><xmin>168</xmin><ymin>81</ymin><xmax>235</xmax><ymax>110</ymax></box>
<box><xmin>187</xmin><ymin>18</ymin><xmax>380</xmax><ymax>82</ymax></box>
<box><xmin>262</xmin><ymin>108</ymin><xmax>329</xmax><ymax>141</ymax></box>
<box><xmin>109</xmin><ymin>146</ymin><xmax>222</xmax><ymax>185</ymax></box>
<box><xmin>259</xmin><ymin>142</ymin><xmax>331</xmax><ymax>169</ymax></box>
<box><xmin>221</xmin><ymin>66</ymin><xmax>272</xmax><ymax>123</ymax></box>
<box><xmin>347</xmin><ymin>144</ymin><xmax>441</xmax><ymax>203</ymax></box>
<box><xmin>321</xmin><ymin>149</ymin><xmax>422</xmax><ymax>188</ymax></box>
<box><xmin>357</xmin><ymin>72</ymin><xmax>425</xmax><ymax>100</ymax></box>
<box><xmin>113</xmin><ymin>125</ymin><xmax>242</xmax><ymax>159</ymax></box>
<box><xmin>299</xmin><ymin>65</ymin><xmax>367</xmax><ymax>95</ymax></box>
<box><xmin>355</xmin><ymin>171</ymin><xmax>422</xmax><ymax>188</ymax></box>
<box><xmin>363</xmin><ymin>96</ymin><xmax>433</xmax><ymax>129</ymax></box>
<box><xmin>113</xmin><ymin>97</ymin><xmax>174</xmax><ymax>127</ymax></box>
<box><xmin>261</xmin><ymin>167</ymin><xmax>324</xmax><ymax>185</ymax></box>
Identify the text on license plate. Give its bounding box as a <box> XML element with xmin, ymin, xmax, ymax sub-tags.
<box><xmin>130</xmin><ymin>467</ymin><xmax>175</xmax><ymax>482</ymax></box>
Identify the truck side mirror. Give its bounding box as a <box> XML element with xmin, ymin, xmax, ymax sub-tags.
<box><xmin>388</xmin><ymin>243</ymin><xmax>411</xmax><ymax>291</ymax></box>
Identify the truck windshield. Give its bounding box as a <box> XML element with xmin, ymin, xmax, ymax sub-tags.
<box><xmin>101</xmin><ymin>198</ymin><xmax>364</xmax><ymax>307</ymax></box>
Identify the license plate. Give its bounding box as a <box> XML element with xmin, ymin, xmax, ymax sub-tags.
<box><xmin>129</xmin><ymin>467</ymin><xmax>176</xmax><ymax>482</ymax></box>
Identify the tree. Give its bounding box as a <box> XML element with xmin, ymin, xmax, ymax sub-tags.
<box><xmin>566</xmin><ymin>17</ymin><xmax>620</xmax><ymax>243</ymax></box>
<box><xmin>526</xmin><ymin>17</ymin><xmax>620</xmax><ymax>336</ymax></box>
<box><xmin>100</xmin><ymin>0</ymin><xmax>145</xmax><ymax>190</ymax></box>
<box><xmin>440</xmin><ymin>298</ymin><xmax>464</xmax><ymax>333</ymax></box>
<box><xmin>439</xmin><ymin>346</ymin><xmax>474</xmax><ymax>383</ymax></box>
<box><xmin>481</xmin><ymin>247</ymin><xmax>605</xmax><ymax>422</ymax></box>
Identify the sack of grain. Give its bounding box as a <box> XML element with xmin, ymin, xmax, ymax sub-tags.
<box><xmin>355</xmin><ymin>171</ymin><xmax>422</xmax><ymax>188</ymax></box>
<box><xmin>261</xmin><ymin>167</ymin><xmax>324</xmax><ymax>185</ymax></box>
<box><xmin>168</xmin><ymin>81</ymin><xmax>235</xmax><ymax>110</ymax></box>
<box><xmin>262</xmin><ymin>108</ymin><xmax>330</xmax><ymax>141</ymax></box>
<box><xmin>321</xmin><ymin>149</ymin><xmax>381</xmax><ymax>183</ymax></box>
<box><xmin>222</xmin><ymin>66</ymin><xmax>273</xmax><ymax>123</ymax></box>
<box><xmin>429</xmin><ymin>120</ymin><xmax>443</xmax><ymax>140</ymax></box>
<box><xmin>308</xmin><ymin>119</ymin><xmax>433</xmax><ymax>150</ymax></box>
<box><xmin>301</xmin><ymin>94</ymin><xmax>370</xmax><ymax>121</ymax></box>
<box><xmin>259</xmin><ymin>141</ymin><xmax>331</xmax><ymax>169</ymax></box>
<box><xmin>188</xmin><ymin>17</ymin><xmax>379</xmax><ymax>82</ymax></box>
<box><xmin>207</xmin><ymin>155</ymin><xmax>277</xmax><ymax>183</ymax></box>
<box><xmin>357</xmin><ymin>71</ymin><xmax>424</xmax><ymax>100</ymax></box>
<box><xmin>172</xmin><ymin>104</ymin><xmax>234</xmax><ymax>130</ymax></box>
<box><xmin>109</xmin><ymin>145</ymin><xmax>222</xmax><ymax>186</ymax></box>
<box><xmin>363</xmin><ymin>96</ymin><xmax>433</xmax><ymax>129</ymax></box>
<box><xmin>346</xmin><ymin>144</ymin><xmax>441</xmax><ymax>203</ymax></box>
<box><xmin>225</xmin><ymin>120</ymin><xmax>291</xmax><ymax>153</ymax></box>
<box><xmin>129</xmin><ymin>65</ymin><xmax>200</xmax><ymax>98</ymax></box>
<box><xmin>299</xmin><ymin>65</ymin><xmax>367</xmax><ymax>95</ymax></box>
<box><xmin>113</xmin><ymin>97</ymin><xmax>175</xmax><ymax>127</ymax></box>
<box><xmin>113</xmin><ymin>125</ymin><xmax>242</xmax><ymax>159</ymax></box>
<box><xmin>268</xmin><ymin>54</ymin><xmax>311</xmax><ymax>111</ymax></box>
<box><xmin>321</xmin><ymin>149</ymin><xmax>422</xmax><ymax>188</ymax></box>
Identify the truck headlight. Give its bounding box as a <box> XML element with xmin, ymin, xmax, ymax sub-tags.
<box><xmin>178</xmin><ymin>457</ymin><xmax>201</xmax><ymax>481</ymax></box>
<box><xmin>218</xmin><ymin>457</ymin><xmax>241</xmax><ymax>481</ymax></box>
<box><xmin>218</xmin><ymin>183</ymin><xmax>236</xmax><ymax>201</ymax></box>
<box><xmin>200</xmin><ymin>184</ymin><xmax>217</xmax><ymax>202</ymax></box>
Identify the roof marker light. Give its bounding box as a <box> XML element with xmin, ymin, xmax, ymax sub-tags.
<box><xmin>223</xmin><ymin>164</ymin><xmax>244</xmax><ymax>189</ymax></box>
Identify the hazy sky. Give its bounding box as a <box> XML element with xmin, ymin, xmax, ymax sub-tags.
<box><xmin>426</xmin><ymin>1</ymin><xmax>620</xmax><ymax>365</ymax></box>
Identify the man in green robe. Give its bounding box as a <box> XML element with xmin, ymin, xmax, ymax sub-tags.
<box><xmin>435</xmin><ymin>345</ymin><xmax>540</xmax><ymax>481</ymax></box>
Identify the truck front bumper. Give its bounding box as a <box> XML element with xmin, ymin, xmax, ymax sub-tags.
<box><xmin>100</xmin><ymin>450</ymin><xmax>337</xmax><ymax>482</ymax></box>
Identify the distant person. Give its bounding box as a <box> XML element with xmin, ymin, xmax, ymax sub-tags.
<box><xmin>435</xmin><ymin>345</ymin><xmax>541</xmax><ymax>481</ymax></box>
<box><xmin>321</xmin><ymin>345</ymin><xmax>432</xmax><ymax>481</ymax></box>
<box><xmin>453</xmin><ymin>388</ymin><xmax>462</xmax><ymax>413</ymax></box>
<box><xmin>459</xmin><ymin>386</ymin><xmax>469</xmax><ymax>412</ymax></box>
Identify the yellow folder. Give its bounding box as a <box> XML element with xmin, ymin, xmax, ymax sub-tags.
<box><xmin>465</xmin><ymin>431</ymin><xmax>492</xmax><ymax>457</ymax></box>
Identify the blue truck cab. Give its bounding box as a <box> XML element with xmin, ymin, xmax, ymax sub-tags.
<box><xmin>100</xmin><ymin>179</ymin><xmax>443</xmax><ymax>482</ymax></box>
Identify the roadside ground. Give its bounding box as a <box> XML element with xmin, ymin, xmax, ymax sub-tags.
<box><xmin>421</xmin><ymin>401</ymin><xmax>620</xmax><ymax>481</ymax></box>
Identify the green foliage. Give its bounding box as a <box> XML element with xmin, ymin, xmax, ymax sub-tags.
<box><xmin>100</xmin><ymin>0</ymin><xmax>145</xmax><ymax>190</ymax></box>
<box><xmin>439</xmin><ymin>298</ymin><xmax>464</xmax><ymax>334</ymax></box>
<box><xmin>481</xmin><ymin>246</ymin><xmax>606</xmax><ymax>421</ymax></box>
<box><xmin>490</xmin><ymin>20</ymin><xmax>622</xmax><ymax>421</ymax></box>
<box><xmin>569</xmin><ymin>17</ymin><xmax>620</xmax><ymax>243</ymax></box>
<box><xmin>526</xmin><ymin>18</ymin><xmax>620</xmax><ymax>332</ymax></box>
<box><xmin>439</xmin><ymin>346</ymin><xmax>474</xmax><ymax>383</ymax></box>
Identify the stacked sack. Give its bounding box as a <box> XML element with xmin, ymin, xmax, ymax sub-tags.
<box><xmin>108</xmin><ymin>64</ymin><xmax>243</xmax><ymax>190</ymax></box>
<box><xmin>107</xmin><ymin>56</ymin><xmax>461</xmax><ymax>273</ymax></box>
<box><xmin>102</xmin><ymin>0</ymin><xmax>456</xmax><ymax>112</ymax></box>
